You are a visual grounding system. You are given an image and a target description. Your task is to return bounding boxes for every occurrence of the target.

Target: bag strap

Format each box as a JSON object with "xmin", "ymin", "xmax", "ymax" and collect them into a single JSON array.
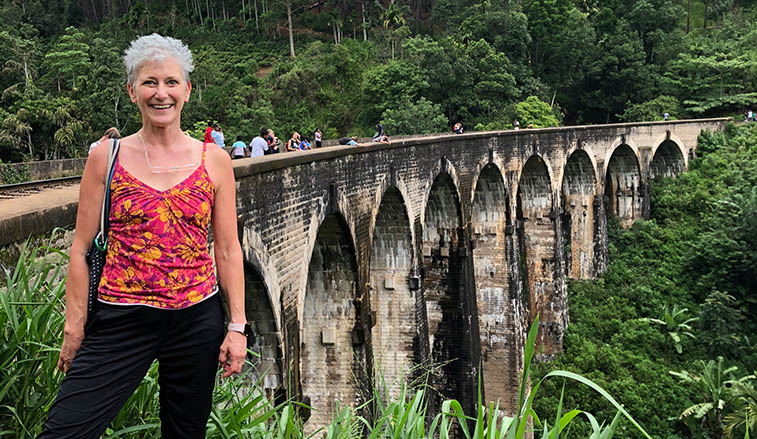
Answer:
[{"xmin": 93, "ymin": 139, "xmax": 120, "ymax": 251}]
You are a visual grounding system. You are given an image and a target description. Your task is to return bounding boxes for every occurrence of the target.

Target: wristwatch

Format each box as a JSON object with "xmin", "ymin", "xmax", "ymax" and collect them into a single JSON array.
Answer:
[{"xmin": 227, "ymin": 322, "xmax": 252, "ymax": 336}]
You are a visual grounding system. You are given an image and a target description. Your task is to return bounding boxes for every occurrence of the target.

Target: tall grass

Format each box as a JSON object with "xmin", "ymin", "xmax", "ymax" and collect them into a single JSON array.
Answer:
[
  {"xmin": 1, "ymin": 234, "xmax": 653, "ymax": 438},
  {"xmin": 0, "ymin": 233, "xmax": 67, "ymax": 437}
]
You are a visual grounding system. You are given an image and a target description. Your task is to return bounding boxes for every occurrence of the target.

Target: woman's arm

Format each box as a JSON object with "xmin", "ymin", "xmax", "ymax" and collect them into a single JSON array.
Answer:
[
  {"xmin": 207, "ymin": 146, "xmax": 247, "ymax": 378},
  {"xmin": 58, "ymin": 144, "xmax": 109, "ymax": 373}
]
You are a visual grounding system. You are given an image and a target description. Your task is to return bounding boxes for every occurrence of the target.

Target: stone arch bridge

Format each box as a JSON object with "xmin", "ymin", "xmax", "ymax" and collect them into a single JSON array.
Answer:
[
  {"xmin": 0, "ymin": 118, "xmax": 729, "ymax": 431},
  {"xmin": 231, "ymin": 118, "xmax": 725, "ymax": 429}
]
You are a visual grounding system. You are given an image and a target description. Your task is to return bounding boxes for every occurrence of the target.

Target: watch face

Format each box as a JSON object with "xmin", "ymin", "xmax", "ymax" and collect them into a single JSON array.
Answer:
[{"xmin": 244, "ymin": 323, "xmax": 253, "ymax": 337}]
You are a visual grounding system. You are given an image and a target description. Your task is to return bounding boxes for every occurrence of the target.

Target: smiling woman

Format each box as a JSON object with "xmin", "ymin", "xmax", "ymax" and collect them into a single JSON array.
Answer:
[{"xmin": 39, "ymin": 34, "xmax": 248, "ymax": 439}]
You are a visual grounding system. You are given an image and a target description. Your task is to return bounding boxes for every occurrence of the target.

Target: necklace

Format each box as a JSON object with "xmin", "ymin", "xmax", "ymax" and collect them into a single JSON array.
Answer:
[{"xmin": 138, "ymin": 131, "xmax": 200, "ymax": 174}]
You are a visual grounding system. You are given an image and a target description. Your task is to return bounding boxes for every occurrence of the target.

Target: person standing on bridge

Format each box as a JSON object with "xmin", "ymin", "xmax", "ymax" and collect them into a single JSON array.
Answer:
[
  {"xmin": 41, "ymin": 33, "xmax": 247, "ymax": 439},
  {"xmin": 250, "ymin": 128, "xmax": 269, "ymax": 158},
  {"xmin": 211, "ymin": 123, "xmax": 225, "ymax": 148},
  {"xmin": 314, "ymin": 128, "xmax": 322, "ymax": 148}
]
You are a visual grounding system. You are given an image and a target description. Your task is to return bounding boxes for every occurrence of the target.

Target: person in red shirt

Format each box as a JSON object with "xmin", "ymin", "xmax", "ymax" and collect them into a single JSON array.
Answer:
[{"xmin": 204, "ymin": 121, "xmax": 213, "ymax": 144}]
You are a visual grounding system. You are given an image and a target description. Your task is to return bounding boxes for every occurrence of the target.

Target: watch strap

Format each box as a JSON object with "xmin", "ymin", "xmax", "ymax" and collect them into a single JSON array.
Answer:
[{"xmin": 228, "ymin": 322, "xmax": 248, "ymax": 335}]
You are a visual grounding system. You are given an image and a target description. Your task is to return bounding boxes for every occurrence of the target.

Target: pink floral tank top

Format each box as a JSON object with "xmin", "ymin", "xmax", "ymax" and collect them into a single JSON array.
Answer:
[{"xmin": 98, "ymin": 143, "xmax": 217, "ymax": 309}]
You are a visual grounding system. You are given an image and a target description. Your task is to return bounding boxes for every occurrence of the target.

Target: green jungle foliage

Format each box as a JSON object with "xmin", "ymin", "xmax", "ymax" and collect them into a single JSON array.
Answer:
[
  {"xmin": 0, "ymin": 0, "xmax": 756, "ymax": 162},
  {"xmin": 533, "ymin": 123, "xmax": 757, "ymax": 439}
]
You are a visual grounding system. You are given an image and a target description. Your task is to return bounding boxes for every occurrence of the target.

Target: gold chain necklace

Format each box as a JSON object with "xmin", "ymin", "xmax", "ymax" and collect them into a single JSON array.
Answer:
[{"xmin": 138, "ymin": 131, "xmax": 200, "ymax": 174}]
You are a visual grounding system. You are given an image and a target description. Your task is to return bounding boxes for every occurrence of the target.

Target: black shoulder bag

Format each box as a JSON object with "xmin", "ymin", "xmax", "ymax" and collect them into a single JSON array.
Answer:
[{"xmin": 84, "ymin": 138, "xmax": 120, "ymax": 332}]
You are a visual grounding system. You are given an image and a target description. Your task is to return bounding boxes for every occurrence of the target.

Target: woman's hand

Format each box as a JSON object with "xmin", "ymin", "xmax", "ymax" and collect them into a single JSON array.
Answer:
[
  {"xmin": 58, "ymin": 327, "xmax": 84, "ymax": 373},
  {"xmin": 218, "ymin": 331, "xmax": 247, "ymax": 378}
]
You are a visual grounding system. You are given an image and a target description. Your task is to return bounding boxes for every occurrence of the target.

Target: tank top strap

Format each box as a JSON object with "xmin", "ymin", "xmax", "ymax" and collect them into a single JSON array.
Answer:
[{"xmin": 201, "ymin": 141, "xmax": 208, "ymax": 165}]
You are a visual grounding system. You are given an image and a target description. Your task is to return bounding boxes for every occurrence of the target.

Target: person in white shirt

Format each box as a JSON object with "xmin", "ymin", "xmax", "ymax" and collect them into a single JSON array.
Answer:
[
  {"xmin": 249, "ymin": 128, "xmax": 269, "ymax": 158},
  {"xmin": 314, "ymin": 128, "xmax": 322, "ymax": 148}
]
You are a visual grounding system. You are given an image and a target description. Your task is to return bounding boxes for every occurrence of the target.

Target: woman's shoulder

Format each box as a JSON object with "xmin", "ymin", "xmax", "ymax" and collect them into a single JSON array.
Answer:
[
  {"xmin": 85, "ymin": 138, "xmax": 118, "ymax": 169},
  {"xmin": 203, "ymin": 138, "xmax": 232, "ymax": 166}
]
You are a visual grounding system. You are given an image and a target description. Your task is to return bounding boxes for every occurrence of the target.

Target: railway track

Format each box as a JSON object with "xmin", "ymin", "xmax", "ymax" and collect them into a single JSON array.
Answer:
[{"xmin": 0, "ymin": 175, "xmax": 81, "ymax": 200}]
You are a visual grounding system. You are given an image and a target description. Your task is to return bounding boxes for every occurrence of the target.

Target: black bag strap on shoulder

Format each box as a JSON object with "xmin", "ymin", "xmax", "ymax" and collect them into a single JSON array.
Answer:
[{"xmin": 93, "ymin": 139, "xmax": 120, "ymax": 251}]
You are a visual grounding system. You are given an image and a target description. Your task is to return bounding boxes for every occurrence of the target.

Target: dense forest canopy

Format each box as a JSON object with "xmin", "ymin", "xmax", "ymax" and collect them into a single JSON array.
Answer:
[{"xmin": 0, "ymin": 0, "xmax": 755, "ymax": 162}]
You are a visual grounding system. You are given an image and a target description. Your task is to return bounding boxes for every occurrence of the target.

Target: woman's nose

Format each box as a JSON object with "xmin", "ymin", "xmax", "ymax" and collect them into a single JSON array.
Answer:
[{"xmin": 155, "ymin": 83, "xmax": 169, "ymax": 99}]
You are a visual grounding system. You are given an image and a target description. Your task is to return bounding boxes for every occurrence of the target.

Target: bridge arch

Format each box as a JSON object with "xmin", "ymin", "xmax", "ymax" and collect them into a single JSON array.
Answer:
[
  {"xmin": 422, "ymin": 170, "xmax": 472, "ymax": 410},
  {"xmin": 603, "ymin": 137, "xmax": 643, "ymax": 179},
  {"xmin": 603, "ymin": 140, "xmax": 643, "ymax": 227},
  {"xmin": 242, "ymin": 261, "xmax": 284, "ymax": 399},
  {"xmin": 511, "ymin": 153, "xmax": 557, "ymax": 209},
  {"xmin": 469, "ymin": 153, "xmax": 508, "ymax": 207},
  {"xmin": 368, "ymin": 184, "xmax": 416, "ymax": 398},
  {"xmin": 367, "ymin": 173, "xmax": 417, "ymax": 268},
  {"xmin": 420, "ymin": 158, "xmax": 464, "ymax": 230},
  {"xmin": 650, "ymin": 131, "xmax": 688, "ymax": 175},
  {"xmin": 560, "ymin": 149, "xmax": 598, "ymax": 279},
  {"xmin": 296, "ymin": 190, "xmax": 359, "ymax": 325},
  {"xmin": 301, "ymin": 211, "xmax": 359, "ymax": 433},
  {"xmin": 650, "ymin": 133, "xmax": 686, "ymax": 180},
  {"xmin": 471, "ymin": 162, "xmax": 521, "ymax": 411},
  {"xmin": 516, "ymin": 154, "xmax": 565, "ymax": 354},
  {"xmin": 241, "ymin": 226, "xmax": 283, "ymax": 337}
]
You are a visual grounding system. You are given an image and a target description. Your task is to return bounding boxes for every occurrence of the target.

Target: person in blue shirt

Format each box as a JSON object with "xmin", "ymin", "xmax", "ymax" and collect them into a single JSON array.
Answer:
[
  {"xmin": 211, "ymin": 124, "xmax": 225, "ymax": 148},
  {"xmin": 231, "ymin": 135, "xmax": 247, "ymax": 159}
]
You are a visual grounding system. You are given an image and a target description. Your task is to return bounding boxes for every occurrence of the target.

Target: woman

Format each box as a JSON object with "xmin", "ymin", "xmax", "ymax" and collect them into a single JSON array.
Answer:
[
  {"xmin": 266, "ymin": 128, "xmax": 281, "ymax": 154},
  {"xmin": 41, "ymin": 34, "xmax": 247, "ymax": 438},
  {"xmin": 285, "ymin": 131, "xmax": 301, "ymax": 152}
]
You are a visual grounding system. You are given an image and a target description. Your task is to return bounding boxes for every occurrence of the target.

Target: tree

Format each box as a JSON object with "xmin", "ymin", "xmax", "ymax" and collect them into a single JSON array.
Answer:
[
  {"xmin": 579, "ymin": 19, "xmax": 654, "ymax": 122},
  {"xmin": 515, "ymin": 96, "xmax": 561, "ymax": 128},
  {"xmin": 698, "ymin": 291, "xmax": 744, "ymax": 359},
  {"xmin": 665, "ymin": 50, "xmax": 757, "ymax": 116},
  {"xmin": 0, "ymin": 108, "xmax": 33, "ymax": 161},
  {"xmin": 381, "ymin": 96, "xmax": 448, "ymax": 135},
  {"xmin": 619, "ymin": 95, "xmax": 681, "ymax": 122},
  {"xmin": 724, "ymin": 375, "xmax": 757, "ymax": 439},
  {"xmin": 0, "ymin": 30, "xmax": 39, "ymax": 93},
  {"xmin": 360, "ymin": 59, "xmax": 428, "ymax": 129},
  {"xmin": 42, "ymin": 26, "xmax": 91, "ymax": 93},
  {"xmin": 449, "ymin": 39, "xmax": 518, "ymax": 126},
  {"xmin": 670, "ymin": 357, "xmax": 739, "ymax": 439},
  {"xmin": 380, "ymin": 0, "xmax": 409, "ymax": 59},
  {"xmin": 640, "ymin": 304, "xmax": 698, "ymax": 354},
  {"xmin": 42, "ymin": 100, "xmax": 85, "ymax": 159}
]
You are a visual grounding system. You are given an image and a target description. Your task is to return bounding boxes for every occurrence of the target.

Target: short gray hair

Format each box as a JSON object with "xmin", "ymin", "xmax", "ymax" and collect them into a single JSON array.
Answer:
[{"xmin": 123, "ymin": 34, "xmax": 194, "ymax": 87}]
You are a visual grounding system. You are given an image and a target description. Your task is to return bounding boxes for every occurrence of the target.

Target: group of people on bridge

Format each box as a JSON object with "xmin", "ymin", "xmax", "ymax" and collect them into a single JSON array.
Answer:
[{"xmin": 199, "ymin": 122, "xmax": 393, "ymax": 160}]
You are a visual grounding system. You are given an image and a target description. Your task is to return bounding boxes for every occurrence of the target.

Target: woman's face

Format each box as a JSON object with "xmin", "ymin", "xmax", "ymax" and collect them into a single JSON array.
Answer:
[{"xmin": 127, "ymin": 57, "xmax": 191, "ymax": 128}]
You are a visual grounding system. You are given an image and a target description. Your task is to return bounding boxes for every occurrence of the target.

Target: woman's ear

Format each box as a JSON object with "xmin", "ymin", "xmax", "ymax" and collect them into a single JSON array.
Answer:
[
  {"xmin": 185, "ymin": 81, "xmax": 192, "ymax": 102},
  {"xmin": 126, "ymin": 83, "xmax": 137, "ymax": 103}
]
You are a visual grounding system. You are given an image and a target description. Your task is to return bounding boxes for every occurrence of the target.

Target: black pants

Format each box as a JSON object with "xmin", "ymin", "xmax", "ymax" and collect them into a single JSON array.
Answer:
[{"xmin": 40, "ymin": 294, "xmax": 225, "ymax": 439}]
